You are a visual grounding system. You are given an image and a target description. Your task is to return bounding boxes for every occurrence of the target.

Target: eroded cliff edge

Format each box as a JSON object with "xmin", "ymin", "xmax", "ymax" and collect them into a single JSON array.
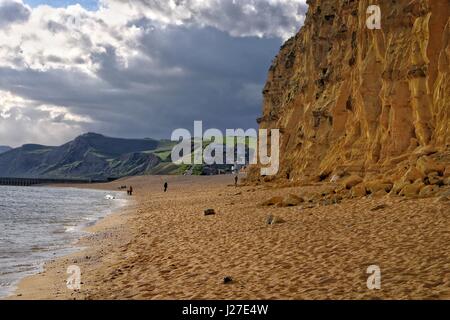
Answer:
[{"xmin": 249, "ymin": 0, "xmax": 450, "ymax": 198}]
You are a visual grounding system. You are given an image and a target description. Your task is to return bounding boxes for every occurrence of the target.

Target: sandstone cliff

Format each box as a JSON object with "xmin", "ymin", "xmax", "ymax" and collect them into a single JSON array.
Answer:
[{"xmin": 251, "ymin": 0, "xmax": 450, "ymax": 197}]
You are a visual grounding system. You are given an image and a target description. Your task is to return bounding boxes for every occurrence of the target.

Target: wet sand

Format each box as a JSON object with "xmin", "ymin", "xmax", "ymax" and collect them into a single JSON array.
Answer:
[{"xmin": 7, "ymin": 175, "xmax": 450, "ymax": 300}]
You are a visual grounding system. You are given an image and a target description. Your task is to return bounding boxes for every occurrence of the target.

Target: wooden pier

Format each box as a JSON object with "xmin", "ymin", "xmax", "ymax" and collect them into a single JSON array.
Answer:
[{"xmin": 0, "ymin": 177, "xmax": 115, "ymax": 187}]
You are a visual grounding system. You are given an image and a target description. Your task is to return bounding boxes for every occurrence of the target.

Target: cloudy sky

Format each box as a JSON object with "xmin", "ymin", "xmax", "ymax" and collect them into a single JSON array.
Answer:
[{"xmin": 0, "ymin": 0, "xmax": 307, "ymax": 147}]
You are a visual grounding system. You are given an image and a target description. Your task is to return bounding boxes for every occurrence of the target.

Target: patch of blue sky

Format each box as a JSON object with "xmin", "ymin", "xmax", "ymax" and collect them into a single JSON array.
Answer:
[{"xmin": 24, "ymin": 0, "xmax": 99, "ymax": 11}]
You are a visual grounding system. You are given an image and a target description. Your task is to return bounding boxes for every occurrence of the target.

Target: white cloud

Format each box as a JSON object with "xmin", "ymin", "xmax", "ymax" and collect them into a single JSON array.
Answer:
[
  {"xmin": 0, "ymin": 90, "xmax": 93, "ymax": 146},
  {"xmin": 0, "ymin": 0, "xmax": 306, "ymax": 71},
  {"xmin": 0, "ymin": 0, "xmax": 30, "ymax": 28},
  {"xmin": 102, "ymin": 0, "xmax": 307, "ymax": 39}
]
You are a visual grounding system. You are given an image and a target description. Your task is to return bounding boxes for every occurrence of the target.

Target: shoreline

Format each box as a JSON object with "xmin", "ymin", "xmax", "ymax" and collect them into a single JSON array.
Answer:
[
  {"xmin": 3, "ymin": 183, "xmax": 133, "ymax": 300},
  {"xmin": 6, "ymin": 175, "xmax": 450, "ymax": 300}
]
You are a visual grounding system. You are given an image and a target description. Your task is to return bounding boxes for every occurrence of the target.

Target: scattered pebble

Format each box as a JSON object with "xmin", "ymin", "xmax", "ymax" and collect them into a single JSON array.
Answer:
[
  {"xmin": 370, "ymin": 204, "xmax": 388, "ymax": 211},
  {"xmin": 223, "ymin": 276, "xmax": 233, "ymax": 284},
  {"xmin": 204, "ymin": 209, "xmax": 216, "ymax": 216},
  {"xmin": 266, "ymin": 214, "xmax": 285, "ymax": 225}
]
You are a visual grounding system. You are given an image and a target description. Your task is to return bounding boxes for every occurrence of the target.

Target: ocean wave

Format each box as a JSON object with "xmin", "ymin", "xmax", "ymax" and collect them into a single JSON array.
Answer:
[{"xmin": 0, "ymin": 186, "xmax": 128, "ymax": 298}]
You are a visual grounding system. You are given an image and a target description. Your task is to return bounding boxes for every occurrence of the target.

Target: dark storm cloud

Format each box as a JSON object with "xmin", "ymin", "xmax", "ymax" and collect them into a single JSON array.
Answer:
[{"xmin": 0, "ymin": 26, "xmax": 282, "ymax": 142}]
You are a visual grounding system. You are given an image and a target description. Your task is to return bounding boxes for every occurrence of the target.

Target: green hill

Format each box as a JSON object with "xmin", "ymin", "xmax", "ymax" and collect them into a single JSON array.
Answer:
[{"xmin": 0, "ymin": 133, "xmax": 175, "ymax": 179}]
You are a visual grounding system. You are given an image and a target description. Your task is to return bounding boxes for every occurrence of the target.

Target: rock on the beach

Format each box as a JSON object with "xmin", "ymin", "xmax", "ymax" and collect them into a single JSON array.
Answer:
[
  {"xmin": 370, "ymin": 190, "xmax": 389, "ymax": 198},
  {"xmin": 260, "ymin": 196, "xmax": 284, "ymax": 207},
  {"xmin": 403, "ymin": 167, "xmax": 424, "ymax": 183},
  {"xmin": 443, "ymin": 177, "xmax": 450, "ymax": 186},
  {"xmin": 419, "ymin": 185, "xmax": 440, "ymax": 198},
  {"xmin": 351, "ymin": 183, "xmax": 367, "ymax": 198},
  {"xmin": 370, "ymin": 204, "xmax": 388, "ymax": 211},
  {"xmin": 266, "ymin": 214, "xmax": 285, "ymax": 225},
  {"xmin": 417, "ymin": 156, "xmax": 445, "ymax": 176},
  {"xmin": 330, "ymin": 195, "xmax": 343, "ymax": 204},
  {"xmin": 223, "ymin": 276, "xmax": 233, "ymax": 284},
  {"xmin": 399, "ymin": 183, "xmax": 425, "ymax": 197},
  {"xmin": 365, "ymin": 180, "xmax": 393, "ymax": 194},
  {"xmin": 342, "ymin": 175, "xmax": 363, "ymax": 189},
  {"xmin": 443, "ymin": 166, "xmax": 450, "ymax": 178},
  {"xmin": 425, "ymin": 172, "xmax": 444, "ymax": 186},
  {"xmin": 204, "ymin": 209, "xmax": 216, "ymax": 216},
  {"xmin": 281, "ymin": 194, "xmax": 304, "ymax": 207}
]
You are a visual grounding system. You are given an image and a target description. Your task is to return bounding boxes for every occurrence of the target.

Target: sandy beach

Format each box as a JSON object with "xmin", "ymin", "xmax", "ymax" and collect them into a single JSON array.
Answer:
[{"xmin": 6, "ymin": 175, "xmax": 450, "ymax": 300}]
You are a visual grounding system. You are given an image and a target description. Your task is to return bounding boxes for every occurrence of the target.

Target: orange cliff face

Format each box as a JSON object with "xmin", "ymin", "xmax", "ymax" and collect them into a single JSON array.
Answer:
[{"xmin": 250, "ymin": 0, "xmax": 450, "ymax": 187}]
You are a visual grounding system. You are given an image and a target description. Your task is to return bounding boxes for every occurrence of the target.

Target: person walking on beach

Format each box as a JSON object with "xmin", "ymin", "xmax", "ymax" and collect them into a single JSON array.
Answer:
[
  {"xmin": 164, "ymin": 182, "xmax": 168, "ymax": 192},
  {"xmin": 234, "ymin": 175, "xmax": 238, "ymax": 187},
  {"xmin": 128, "ymin": 186, "xmax": 133, "ymax": 196}
]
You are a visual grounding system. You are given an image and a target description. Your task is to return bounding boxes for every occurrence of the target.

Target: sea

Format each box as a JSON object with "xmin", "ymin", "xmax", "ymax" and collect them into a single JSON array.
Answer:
[{"xmin": 0, "ymin": 185, "xmax": 127, "ymax": 298}]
